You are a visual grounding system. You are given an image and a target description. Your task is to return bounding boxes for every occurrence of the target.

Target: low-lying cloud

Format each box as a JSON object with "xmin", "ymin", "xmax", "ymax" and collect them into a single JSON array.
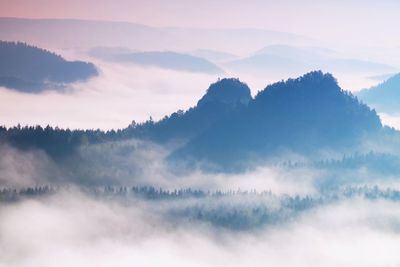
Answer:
[
  {"xmin": 1, "ymin": 133, "xmax": 400, "ymax": 266},
  {"xmin": 0, "ymin": 138, "xmax": 323, "ymax": 196},
  {"xmin": 1, "ymin": 189, "xmax": 400, "ymax": 267},
  {"xmin": 380, "ymin": 112, "xmax": 400, "ymax": 130},
  {"xmin": 0, "ymin": 58, "xmax": 222, "ymax": 130}
]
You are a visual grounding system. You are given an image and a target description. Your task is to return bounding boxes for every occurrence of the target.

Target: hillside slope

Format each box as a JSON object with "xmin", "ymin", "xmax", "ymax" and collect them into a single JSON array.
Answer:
[{"xmin": 0, "ymin": 41, "xmax": 97, "ymax": 92}]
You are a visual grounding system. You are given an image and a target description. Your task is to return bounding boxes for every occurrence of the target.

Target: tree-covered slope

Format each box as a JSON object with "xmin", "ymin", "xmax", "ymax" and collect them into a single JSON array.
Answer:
[
  {"xmin": 0, "ymin": 41, "xmax": 98, "ymax": 92},
  {"xmin": 172, "ymin": 71, "xmax": 382, "ymax": 168},
  {"xmin": 126, "ymin": 78, "xmax": 252, "ymax": 143},
  {"xmin": 89, "ymin": 48, "xmax": 223, "ymax": 74},
  {"xmin": 0, "ymin": 72, "xmax": 395, "ymax": 172},
  {"xmin": 357, "ymin": 73, "xmax": 400, "ymax": 113}
]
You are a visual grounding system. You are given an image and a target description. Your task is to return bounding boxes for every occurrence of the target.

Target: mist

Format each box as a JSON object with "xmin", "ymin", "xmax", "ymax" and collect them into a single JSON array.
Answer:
[
  {"xmin": 0, "ymin": 61, "xmax": 220, "ymax": 130},
  {"xmin": 1, "ymin": 130, "xmax": 399, "ymax": 266},
  {"xmin": 0, "ymin": 48, "xmax": 390, "ymax": 130},
  {"xmin": 380, "ymin": 113, "xmax": 400, "ymax": 130},
  {"xmin": 2, "ymin": 187, "xmax": 400, "ymax": 267}
]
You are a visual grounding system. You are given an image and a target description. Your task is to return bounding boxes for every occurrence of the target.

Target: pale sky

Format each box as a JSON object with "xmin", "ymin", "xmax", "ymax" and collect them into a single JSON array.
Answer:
[{"xmin": 1, "ymin": 0, "xmax": 400, "ymax": 48}]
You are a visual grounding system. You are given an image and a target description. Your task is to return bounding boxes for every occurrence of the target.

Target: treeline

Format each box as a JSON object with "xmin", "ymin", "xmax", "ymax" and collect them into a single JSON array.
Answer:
[
  {"xmin": 3, "ymin": 185, "xmax": 400, "ymax": 203},
  {"xmin": 0, "ymin": 125, "xmax": 110, "ymax": 158},
  {"xmin": 2, "ymin": 185, "xmax": 400, "ymax": 230},
  {"xmin": 0, "ymin": 186, "xmax": 56, "ymax": 202},
  {"xmin": 0, "ymin": 40, "xmax": 98, "ymax": 92},
  {"xmin": 283, "ymin": 152, "xmax": 400, "ymax": 173},
  {"xmin": 0, "ymin": 123, "xmax": 149, "ymax": 158}
]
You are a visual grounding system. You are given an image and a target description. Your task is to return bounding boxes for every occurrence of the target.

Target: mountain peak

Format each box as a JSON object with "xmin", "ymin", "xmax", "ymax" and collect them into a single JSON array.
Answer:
[
  {"xmin": 197, "ymin": 78, "xmax": 252, "ymax": 107},
  {"xmin": 256, "ymin": 71, "xmax": 338, "ymax": 100},
  {"xmin": 171, "ymin": 71, "xmax": 382, "ymax": 169}
]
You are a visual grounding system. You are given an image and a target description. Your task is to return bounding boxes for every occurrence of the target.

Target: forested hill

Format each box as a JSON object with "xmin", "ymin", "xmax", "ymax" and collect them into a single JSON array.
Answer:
[
  {"xmin": 0, "ymin": 41, "xmax": 98, "ymax": 92},
  {"xmin": 357, "ymin": 73, "xmax": 400, "ymax": 113},
  {"xmin": 172, "ymin": 71, "xmax": 383, "ymax": 167},
  {"xmin": 127, "ymin": 78, "xmax": 252, "ymax": 143},
  {"xmin": 0, "ymin": 71, "xmax": 396, "ymax": 170}
]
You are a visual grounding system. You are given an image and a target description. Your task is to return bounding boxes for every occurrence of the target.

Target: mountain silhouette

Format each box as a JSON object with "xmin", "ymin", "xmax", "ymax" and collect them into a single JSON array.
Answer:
[
  {"xmin": 0, "ymin": 18, "xmax": 312, "ymax": 54},
  {"xmin": 0, "ymin": 41, "xmax": 98, "ymax": 92},
  {"xmin": 0, "ymin": 71, "xmax": 392, "ymax": 172},
  {"xmin": 89, "ymin": 48, "xmax": 223, "ymax": 74},
  {"xmin": 167, "ymin": 71, "xmax": 382, "ymax": 169},
  {"xmin": 128, "ymin": 78, "xmax": 251, "ymax": 143},
  {"xmin": 357, "ymin": 73, "xmax": 400, "ymax": 113},
  {"xmin": 225, "ymin": 45, "xmax": 395, "ymax": 76}
]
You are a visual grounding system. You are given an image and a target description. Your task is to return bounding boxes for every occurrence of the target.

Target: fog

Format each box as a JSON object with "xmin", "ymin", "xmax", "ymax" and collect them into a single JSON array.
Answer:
[
  {"xmin": 0, "ymin": 61, "xmax": 220, "ymax": 130},
  {"xmin": 1, "ymin": 188, "xmax": 400, "ymax": 267},
  {"xmin": 0, "ymin": 50, "xmax": 389, "ymax": 130},
  {"xmin": 0, "ymin": 144, "xmax": 58, "ymax": 188},
  {"xmin": 1, "ymin": 117, "xmax": 400, "ymax": 267},
  {"xmin": 380, "ymin": 113, "xmax": 400, "ymax": 130},
  {"xmin": 0, "ymin": 139, "xmax": 320, "ymax": 196},
  {"xmin": 0, "ymin": 51, "xmax": 277, "ymax": 130}
]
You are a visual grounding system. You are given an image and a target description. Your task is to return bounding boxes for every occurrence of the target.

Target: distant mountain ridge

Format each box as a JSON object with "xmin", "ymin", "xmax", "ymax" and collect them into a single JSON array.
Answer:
[
  {"xmin": 357, "ymin": 73, "xmax": 400, "ymax": 113},
  {"xmin": 89, "ymin": 48, "xmax": 223, "ymax": 74},
  {"xmin": 225, "ymin": 45, "xmax": 395, "ymax": 76},
  {"xmin": 0, "ymin": 41, "xmax": 98, "ymax": 92},
  {"xmin": 0, "ymin": 17, "xmax": 313, "ymax": 53}
]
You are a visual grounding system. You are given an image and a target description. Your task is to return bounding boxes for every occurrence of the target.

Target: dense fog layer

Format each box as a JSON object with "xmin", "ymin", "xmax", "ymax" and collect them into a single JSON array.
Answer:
[
  {"xmin": 1, "ymin": 133, "xmax": 400, "ymax": 266},
  {"xmin": 1, "ymin": 187, "xmax": 400, "ymax": 267}
]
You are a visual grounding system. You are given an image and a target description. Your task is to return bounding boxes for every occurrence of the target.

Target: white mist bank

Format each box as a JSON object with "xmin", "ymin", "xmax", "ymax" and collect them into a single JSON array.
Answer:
[
  {"xmin": 1, "ymin": 138, "xmax": 399, "ymax": 194},
  {"xmin": 380, "ymin": 113, "xmax": 400, "ymax": 130},
  {"xmin": 0, "ymin": 139, "xmax": 323, "ymax": 195},
  {"xmin": 1, "ymin": 191, "xmax": 400, "ymax": 267},
  {"xmin": 0, "ymin": 60, "xmax": 220, "ymax": 130}
]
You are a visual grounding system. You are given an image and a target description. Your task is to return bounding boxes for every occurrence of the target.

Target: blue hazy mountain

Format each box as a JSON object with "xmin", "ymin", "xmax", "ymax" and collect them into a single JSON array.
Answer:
[
  {"xmin": 0, "ymin": 41, "xmax": 98, "ymax": 92},
  {"xmin": 0, "ymin": 18, "xmax": 313, "ymax": 54},
  {"xmin": 0, "ymin": 78, "xmax": 251, "ymax": 161},
  {"xmin": 169, "ymin": 71, "xmax": 382, "ymax": 168},
  {"xmin": 190, "ymin": 49, "xmax": 238, "ymax": 62},
  {"xmin": 89, "ymin": 47, "xmax": 223, "ymax": 74},
  {"xmin": 357, "ymin": 73, "xmax": 400, "ymax": 113},
  {"xmin": 0, "ymin": 71, "xmax": 395, "ymax": 172},
  {"xmin": 226, "ymin": 45, "xmax": 395, "ymax": 75},
  {"xmin": 128, "ymin": 78, "xmax": 252, "ymax": 143}
]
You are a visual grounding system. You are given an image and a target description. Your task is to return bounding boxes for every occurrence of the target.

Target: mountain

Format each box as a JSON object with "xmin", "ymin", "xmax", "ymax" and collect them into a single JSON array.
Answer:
[
  {"xmin": 127, "ymin": 78, "xmax": 252, "ymax": 143},
  {"xmin": 357, "ymin": 73, "xmax": 400, "ymax": 113},
  {"xmin": 0, "ymin": 78, "xmax": 252, "ymax": 159},
  {"xmin": 0, "ymin": 18, "xmax": 313, "ymax": 53},
  {"xmin": 225, "ymin": 45, "xmax": 395, "ymax": 75},
  {"xmin": 89, "ymin": 48, "xmax": 223, "ymax": 74},
  {"xmin": 0, "ymin": 71, "xmax": 395, "ymax": 172},
  {"xmin": 170, "ymin": 71, "xmax": 383, "ymax": 169},
  {"xmin": 190, "ymin": 49, "xmax": 237, "ymax": 62},
  {"xmin": 0, "ymin": 41, "xmax": 98, "ymax": 92}
]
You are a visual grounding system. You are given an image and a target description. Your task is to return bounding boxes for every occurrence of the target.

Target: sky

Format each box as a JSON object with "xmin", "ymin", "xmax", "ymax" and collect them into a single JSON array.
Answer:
[{"xmin": 0, "ymin": 0, "xmax": 399, "ymax": 44}]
